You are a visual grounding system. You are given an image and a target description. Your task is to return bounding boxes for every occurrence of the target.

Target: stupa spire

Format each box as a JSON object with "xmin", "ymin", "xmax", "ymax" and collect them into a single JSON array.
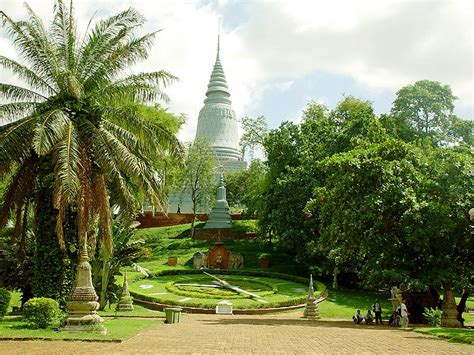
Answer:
[{"xmin": 194, "ymin": 22, "xmax": 246, "ymax": 168}]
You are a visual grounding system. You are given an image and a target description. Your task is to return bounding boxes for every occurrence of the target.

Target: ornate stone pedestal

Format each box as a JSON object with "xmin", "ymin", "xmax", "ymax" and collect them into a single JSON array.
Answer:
[
  {"xmin": 303, "ymin": 274, "xmax": 320, "ymax": 319},
  {"xmin": 64, "ymin": 244, "xmax": 105, "ymax": 334},
  {"xmin": 204, "ymin": 174, "xmax": 232, "ymax": 229},
  {"xmin": 441, "ymin": 286, "xmax": 461, "ymax": 328},
  {"xmin": 117, "ymin": 271, "xmax": 134, "ymax": 311}
]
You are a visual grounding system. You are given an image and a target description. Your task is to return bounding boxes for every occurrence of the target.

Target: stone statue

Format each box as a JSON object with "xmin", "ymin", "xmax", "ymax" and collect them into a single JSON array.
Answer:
[
  {"xmin": 389, "ymin": 286, "xmax": 403, "ymax": 311},
  {"xmin": 193, "ymin": 251, "xmax": 206, "ymax": 269},
  {"xmin": 229, "ymin": 253, "xmax": 244, "ymax": 269}
]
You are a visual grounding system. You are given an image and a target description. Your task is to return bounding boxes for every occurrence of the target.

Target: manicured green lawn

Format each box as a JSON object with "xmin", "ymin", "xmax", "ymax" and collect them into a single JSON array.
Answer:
[
  {"xmin": 318, "ymin": 287, "xmax": 392, "ymax": 320},
  {"xmin": 129, "ymin": 273, "xmax": 322, "ymax": 309},
  {"xmin": 0, "ymin": 316, "xmax": 161, "ymax": 340},
  {"xmin": 413, "ymin": 327, "xmax": 474, "ymax": 345},
  {"xmin": 98, "ymin": 303, "xmax": 164, "ymax": 317},
  {"xmin": 132, "ymin": 222, "xmax": 302, "ymax": 277}
]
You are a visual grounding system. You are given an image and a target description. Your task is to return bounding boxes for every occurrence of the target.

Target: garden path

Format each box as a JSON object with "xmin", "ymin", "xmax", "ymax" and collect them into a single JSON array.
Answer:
[{"xmin": 0, "ymin": 312, "xmax": 471, "ymax": 354}]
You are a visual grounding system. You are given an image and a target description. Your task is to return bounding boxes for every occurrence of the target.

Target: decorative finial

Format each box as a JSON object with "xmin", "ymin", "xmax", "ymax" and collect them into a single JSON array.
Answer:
[
  {"xmin": 217, "ymin": 17, "xmax": 221, "ymax": 59},
  {"xmin": 80, "ymin": 239, "xmax": 89, "ymax": 262}
]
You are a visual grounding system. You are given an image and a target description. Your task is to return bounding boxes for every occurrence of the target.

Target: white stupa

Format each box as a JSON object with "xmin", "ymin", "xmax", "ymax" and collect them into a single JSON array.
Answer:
[{"xmin": 194, "ymin": 31, "xmax": 246, "ymax": 172}]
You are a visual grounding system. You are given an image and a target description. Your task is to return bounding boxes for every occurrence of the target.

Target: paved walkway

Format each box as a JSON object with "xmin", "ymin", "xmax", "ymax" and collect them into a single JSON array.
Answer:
[{"xmin": 0, "ymin": 313, "xmax": 472, "ymax": 354}]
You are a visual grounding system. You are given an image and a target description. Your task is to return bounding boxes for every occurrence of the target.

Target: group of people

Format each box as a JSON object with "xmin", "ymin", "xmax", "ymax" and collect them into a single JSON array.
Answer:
[{"xmin": 352, "ymin": 299, "xmax": 409, "ymax": 328}]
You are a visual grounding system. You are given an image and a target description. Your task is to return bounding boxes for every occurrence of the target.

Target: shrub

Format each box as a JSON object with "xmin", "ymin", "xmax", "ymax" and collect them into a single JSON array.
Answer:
[
  {"xmin": 23, "ymin": 297, "xmax": 60, "ymax": 328},
  {"xmin": 423, "ymin": 307, "xmax": 442, "ymax": 327},
  {"xmin": 258, "ymin": 253, "xmax": 271, "ymax": 260},
  {"xmin": 0, "ymin": 288, "xmax": 11, "ymax": 318}
]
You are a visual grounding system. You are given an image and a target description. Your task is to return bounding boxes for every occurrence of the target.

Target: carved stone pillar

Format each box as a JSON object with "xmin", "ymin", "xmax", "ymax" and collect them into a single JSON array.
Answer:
[
  {"xmin": 117, "ymin": 271, "xmax": 134, "ymax": 311},
  {"xmin": 303, "ymin": 274, "xmax": 320, "ymax": 319},
  {"xmin": 441, "ymin": 285, "xmax": 461, "ymax": 328},
  {"xmin": 64, "ymin": 244, "xmax": 105, "ymax": 333}
]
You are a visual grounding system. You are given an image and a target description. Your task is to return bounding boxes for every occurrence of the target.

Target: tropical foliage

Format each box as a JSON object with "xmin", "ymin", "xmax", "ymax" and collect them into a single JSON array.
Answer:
[{"xmin": 0, "ymin": 1, "xmax": 182, "ymax": 300}]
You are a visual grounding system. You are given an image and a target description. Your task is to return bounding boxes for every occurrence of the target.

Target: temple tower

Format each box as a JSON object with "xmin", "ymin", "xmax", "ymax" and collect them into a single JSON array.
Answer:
[{"xmin": 195, "ymin": 31, "xmax": 246, "ymax": 172}]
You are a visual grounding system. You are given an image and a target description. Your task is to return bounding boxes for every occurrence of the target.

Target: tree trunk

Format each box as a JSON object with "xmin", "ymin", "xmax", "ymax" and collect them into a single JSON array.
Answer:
[
  {"xmin": 456, "ymin": 289, "xmax": 469, "ymax": 327},
  {"xmin": 33, "ymin": 161, "xmax": 77, "ymax": 305},
  {"xmin": 441, "ymin": 284, "xmax": 462, "ymax": 328},
  {"xmin": 99, "ymin": 259, "xmax": 110, "ymax": 310}
]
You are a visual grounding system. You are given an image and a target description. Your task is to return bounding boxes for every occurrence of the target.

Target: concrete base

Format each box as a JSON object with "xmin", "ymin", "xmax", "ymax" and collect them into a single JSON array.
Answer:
[
  {"xmin": 117, "ymin": 303, "xmax": 134, "ymax": 311},
  {"xmin": 64, "ymin": 314, "xmax": 106, "ymax": 335}
]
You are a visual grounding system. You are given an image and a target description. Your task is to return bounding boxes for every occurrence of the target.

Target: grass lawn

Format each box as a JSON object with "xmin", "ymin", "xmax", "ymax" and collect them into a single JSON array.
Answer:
[
  {"xmin": 413, "ymin": 327, "xmax": 474, "ymax": 345},
  {"xmin": 98, "ymin": 303, "xmax": 164, "ymax": 317},
  {"xmin": 132, "ymin": 222, "xmax": 303, "ymax": 278},
  {"xmin": 129, "ymin": 273, "xmax": 322, "ymax": 309},
  {"xmin": 318, "ymin": 287, "xmax": 393, "ymax": 320},
  {"xmin": 0, "ymin": 316, "xmax": 161, "ymax": 341}
]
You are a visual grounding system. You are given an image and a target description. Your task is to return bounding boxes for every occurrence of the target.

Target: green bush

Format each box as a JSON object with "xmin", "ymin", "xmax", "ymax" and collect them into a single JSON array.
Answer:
[
  {"xmin": 0, "ymin": 288, "xmax": 11, "ymax": 318},
  {"xmin": 23, "ymin": 297, "xmax": 60, "ymax": 329},
  {"xmin": 423, "ymin": 307, "xmax": 442, "ymax": 327}
]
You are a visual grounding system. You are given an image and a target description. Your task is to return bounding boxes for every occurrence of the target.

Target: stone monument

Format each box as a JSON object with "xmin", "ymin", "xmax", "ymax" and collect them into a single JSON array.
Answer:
[
  {"xmin": 193, "ymin": 251, "xmax": 206, "ymax": 269},
  {"xmin": 441, "ymin": 285, "xmax": 462, "ymax": 327},
  {"xmin": 204, "ymin": 174, "xmax": 232, "ymax": 229},
  {"xmin": 64, "ymin": 243, "xmax": 105, "ymax": 333},
  {"xmin": 303, "ymin": 274, "xmax": 320, "ymax": 319},
  {"xmin": 195, "ymin": 29, "xmax": 246, "ymax": 173},
  {"xmin": 389, "ymin": 286, "xmax": 403, "ymax": 311},
  {"xmin": 116, "ymin": 271, "xmax": 134, "ymax": 311}
]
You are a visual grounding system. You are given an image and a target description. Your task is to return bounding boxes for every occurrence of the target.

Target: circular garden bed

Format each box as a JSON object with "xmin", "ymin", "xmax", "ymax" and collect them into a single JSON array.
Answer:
[{"xmin": 129, "ymin": 270, "xmax": 326, "ymax": 313}]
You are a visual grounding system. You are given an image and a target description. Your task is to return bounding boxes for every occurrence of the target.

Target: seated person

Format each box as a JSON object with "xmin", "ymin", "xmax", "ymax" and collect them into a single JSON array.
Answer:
[
  {"xmin": 388, "ymin": 311, "xmax": 400, "ymax": 326},
  {"xmin": 364, "ymin": 309, "xmax": 374, "ymax": 324},
  {"xmin": 352, "ymin": 309, "xmax": 363, "ymax": 324}
]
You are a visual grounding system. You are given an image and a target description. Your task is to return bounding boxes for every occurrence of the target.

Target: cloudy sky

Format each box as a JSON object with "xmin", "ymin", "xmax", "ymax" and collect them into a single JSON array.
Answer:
[{"xmin": 1, "ymin": 0, "xmax": 472, "ymax": 142}]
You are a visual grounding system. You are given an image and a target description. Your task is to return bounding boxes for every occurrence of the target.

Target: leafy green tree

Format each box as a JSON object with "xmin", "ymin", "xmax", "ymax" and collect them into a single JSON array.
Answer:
[
  {"xmin": 259, "ymin": 97, "xmax": 379, "ymax": 253},
  {"xmin": 0, "ymin": 2, "xmax": 181, "ymax": 300},
  {"xmin": 391, "ymin": 80, "xmax": 457, "ymax": 139},
  {"xmin": 240, "ymin": 115, "xmax": 269, "ymax": 159},
  {"xmin": 310, "ymin": 140, "xmax": 472, "ymax": 323},
  {"xmin": 176, "ymin": 138, "xmax": 216, "ymax": 237},
  {"xmin": 225, "ymin": 159, "xmax": 267, "ymax": 215}
]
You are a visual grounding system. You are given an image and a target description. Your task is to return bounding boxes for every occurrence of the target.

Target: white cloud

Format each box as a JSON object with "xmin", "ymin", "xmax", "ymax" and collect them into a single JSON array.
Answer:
[{"xmin": 1, "ymin": 0, "xmax": 472, "ymax": 139}]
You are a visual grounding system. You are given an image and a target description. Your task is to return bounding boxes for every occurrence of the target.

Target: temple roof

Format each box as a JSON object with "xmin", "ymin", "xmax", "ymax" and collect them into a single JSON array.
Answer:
[{"xmin": 204, "ymin": 33, "xmax": 231, "ymax": 105}]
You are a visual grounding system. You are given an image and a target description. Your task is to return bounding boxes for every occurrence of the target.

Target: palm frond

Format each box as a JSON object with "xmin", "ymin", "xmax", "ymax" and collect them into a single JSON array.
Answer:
[
  {"xmin": 0, "ymin": 83, "xmax": 46, "ymax": 102},
  {"xmin": 0, "ymin": 101, "xmax": 39, "ymax": 123},
  {"xmin": 0, "ymin": 156, "xmax": 38, "ymax": 228},
  {"xmin": 104, "ymin": 104, "xmax": 183, "ymax": 160},
  {"xmin": 83, "ymin": 32, "xmax": 161, "ymax": 89},
  {"xmin": 96, "ymin": 71, "xmax": 176, "ymax": 103},
  {"xmin": 33, "ymin": 109, "xmax": 69, "ymax": 155},
  {"xmin": 0, "ymin": 11, "xmax": 58, "ymax": 86},
  {"xmin": 0, "ymin": 55, "xmax": 55, "ymax": 95},
  {"xmin": 77, "ymin": 8, "xmax": 145, "ymax": 81},
  {"xmin": 0, "ymin": 115, "xmax": 38, "ymax": 169},
  {"xmin": 93, "ymin": 174, "xmax": 112, "ymax": 255},
  {"xmin": 51, "ymin": 0, "xmax": 77, "ymax": 72},
  {"xmin": 52, "ymin": 120, "xmax": 80, "ymax": 204},
  {"xmin": 76, "ymin": 147, "xmax": 92, "ymax": 245},
  {"xmin": 22, "ymin": 3, "xmax": 62, "ymax": 84}
]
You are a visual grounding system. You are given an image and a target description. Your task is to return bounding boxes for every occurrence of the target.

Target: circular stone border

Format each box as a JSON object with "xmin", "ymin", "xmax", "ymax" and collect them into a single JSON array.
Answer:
[{"xmin": 129, "ymin": 269, "xmax": 327, "ymax": 314}]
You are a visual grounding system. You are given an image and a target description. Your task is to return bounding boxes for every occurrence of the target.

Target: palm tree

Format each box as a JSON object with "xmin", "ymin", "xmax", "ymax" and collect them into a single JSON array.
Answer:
[{"xmin": 0, "ymin": 1, "xmax": 182, "ymax": 300}]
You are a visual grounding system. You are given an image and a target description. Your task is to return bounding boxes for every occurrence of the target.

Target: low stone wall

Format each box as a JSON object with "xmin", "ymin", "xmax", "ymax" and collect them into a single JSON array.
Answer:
[
  {"xmin": 193, "ymin": 228, "xmax": 257, "ymax": 240},
  {"xmin": 136, "ymin": 212, "xmax": 254, "ymax": 229}
]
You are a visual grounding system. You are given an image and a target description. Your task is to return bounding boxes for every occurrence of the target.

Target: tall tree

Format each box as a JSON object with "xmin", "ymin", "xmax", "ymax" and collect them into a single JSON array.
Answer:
[
  {"xmin": 240, "ymin": 115, "xmax": 269, "ymax": 159},
  {"xmin": 391, "ymin": 80, "xmax": 457, "ymax": 139},
  {"xmin": 176, "ymin": 138, "xmax": 215, "ymax": 237},
  {"xmin": 0, "ymin": 1, "xmax": 182, "ymax": 300}
]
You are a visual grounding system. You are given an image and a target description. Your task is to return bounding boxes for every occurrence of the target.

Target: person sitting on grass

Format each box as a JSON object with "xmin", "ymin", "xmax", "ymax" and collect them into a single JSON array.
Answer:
[
  {"xmin": 364, "ymin": 309, "xmax": 374, "ymax": 324},
  {"xmin": 389, "ymin": 310, "xmax": 400, "ymax": 326},
  {"xmin": 352, "ymin": 309, "xmax": 363, "ymax": 324}
]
